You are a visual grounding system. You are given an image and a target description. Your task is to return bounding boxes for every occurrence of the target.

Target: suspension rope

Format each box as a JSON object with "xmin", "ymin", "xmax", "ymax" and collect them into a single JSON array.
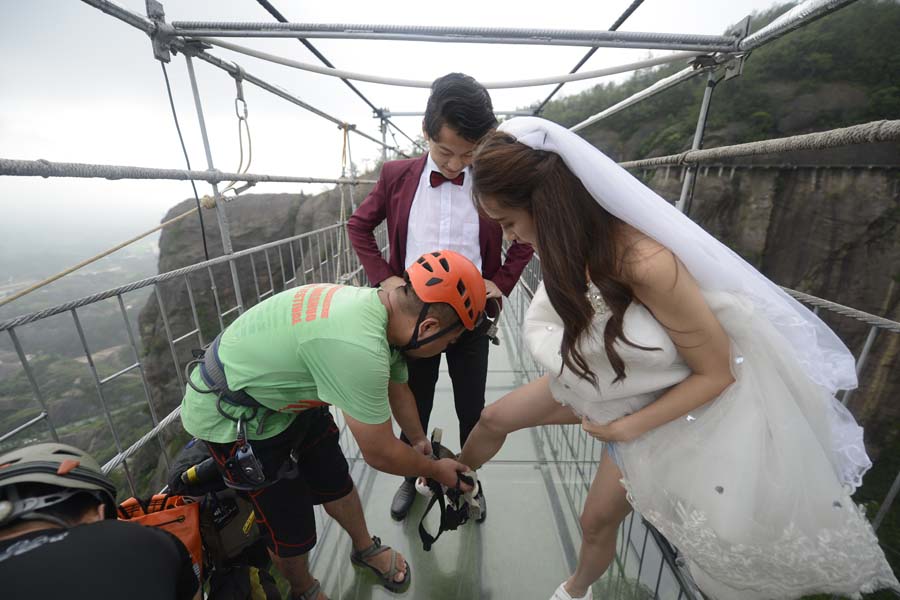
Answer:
[
  {"xmin": 386, "ymin": 124, "xmax": 404, "ymax": 161},
  {"xmin": 0, "ymin": 208, "xmax": 199, "ymax": 309},
  {"xmin": 254, "ymin": 0, "xmax": 425, "ymax": 153},
  {"xmin": 781, "ymin": 288, "xmax": 900, "ymax": 333},
  {"xmin": 197, "ymin": 37, "xmax": 703, "ymax": 89},
  {"xmin": 0, "ymin": 158, "xmax": 377, "ymax": 185},
  {"xmin": 161, "ymin": 62, "xmax": 210, "ymax": 262},
  {"xmin": 0, "ymin": 224, "xmax": 349, "ymax": 331},
  {"xmin": 102, "ymin": 406, "xmax": 182, "ymax": 475},
  {"xmin": 619, "ymin": 120, "xmax": 900, "ymax": 169},
  {"xmin": 534, "ymin": 0, "xmax": 645, "ymax": 114},
  {"xmin": 335, "ymin": 125, "xmax": 351, "ymax": 281},
  {"xmin": 218, "ymin": 66, "xmax": 254, "ymax": 198},
  {"xmin": 345, "ymin": 130, "xmax": 358, "ymax": 212}
]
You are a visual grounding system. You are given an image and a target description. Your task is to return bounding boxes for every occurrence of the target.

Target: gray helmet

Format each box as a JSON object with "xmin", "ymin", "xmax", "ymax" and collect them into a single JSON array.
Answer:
[{"xmin": 0, "ymin": 443, "xmax": 118, "ymax": 527}]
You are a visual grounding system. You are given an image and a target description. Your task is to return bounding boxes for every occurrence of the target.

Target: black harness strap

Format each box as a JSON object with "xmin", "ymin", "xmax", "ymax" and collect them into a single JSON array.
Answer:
[
  {"xmin": 416, "ymin": 436, "xmax": 474, "ymax": 551},
  {"xmin": 199, "ymin": 334, "xmax": 262, "ymax": 409}
]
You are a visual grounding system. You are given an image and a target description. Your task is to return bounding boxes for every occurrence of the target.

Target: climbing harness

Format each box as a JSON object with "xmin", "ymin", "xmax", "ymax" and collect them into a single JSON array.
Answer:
[
  {"xmin": 415, "ymin": 429, "xmax": 480, "ymax": 551},
  {"xmin": 185, "ymin": 335, "xmax": 298, "ymax": 491}
]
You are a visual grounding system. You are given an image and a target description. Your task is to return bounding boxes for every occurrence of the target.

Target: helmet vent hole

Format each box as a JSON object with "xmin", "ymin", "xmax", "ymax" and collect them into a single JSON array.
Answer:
[
  {"xmin": 425, "ymin": 277, "xmax": 443, "ymax": 287},
  {"xmin": 439, "ymin": 258, "xmax": 450, "ymax": 271},
  {"xmin": 457, "ymin": 281, "xmax": 466, "ymax": 295},
  {"xmin": 464, "ymin": 298, "xmax": 472, "ymax": 308},
  {"xmin": 52, "ymin": 449, "xmax": 80, "ymax": 456},
  {"xmin": 421, "ymin": 262, "xmax": 434, "ymax": 273}
]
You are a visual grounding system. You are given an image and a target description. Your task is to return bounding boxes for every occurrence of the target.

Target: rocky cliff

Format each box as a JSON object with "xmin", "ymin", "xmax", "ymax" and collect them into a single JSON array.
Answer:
[{"xmin": 648, "ymin": 163, "xmax": 899, "ymax": 449}]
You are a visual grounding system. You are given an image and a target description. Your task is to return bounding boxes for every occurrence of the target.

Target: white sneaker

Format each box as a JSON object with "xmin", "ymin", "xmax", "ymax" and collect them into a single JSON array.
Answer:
[{"xmin": 550, "ymin": 581, "xmax": 592, "ymax": 600}]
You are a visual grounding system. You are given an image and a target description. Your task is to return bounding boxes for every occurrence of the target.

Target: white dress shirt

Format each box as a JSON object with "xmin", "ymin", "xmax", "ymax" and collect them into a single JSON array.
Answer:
[{"xmin": 404, "ymin": 155, "xmax": 483, "ymax": 271}]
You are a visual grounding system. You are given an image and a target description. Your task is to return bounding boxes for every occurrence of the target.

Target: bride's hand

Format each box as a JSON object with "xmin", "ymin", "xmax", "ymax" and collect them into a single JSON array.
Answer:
[{"xmin": 581, "ymin": 416, "xmax": 635, "ymax": 443}]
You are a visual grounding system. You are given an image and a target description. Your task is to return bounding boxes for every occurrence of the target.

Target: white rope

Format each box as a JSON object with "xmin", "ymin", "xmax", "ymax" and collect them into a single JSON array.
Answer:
[
  {"xmin": 336, "ymin": 126, "xmax": 350, "ymax": 282},
  {"xmin": 198, "ymin": 37, "xmax": 702, "ymax": 89},
  {"xmin": 618, "ymin": 120, "xmax": 900, "ymax": 169},
  {"xmin": 102, "ymin": 406, "xmax": 182, "ymax": 475}
]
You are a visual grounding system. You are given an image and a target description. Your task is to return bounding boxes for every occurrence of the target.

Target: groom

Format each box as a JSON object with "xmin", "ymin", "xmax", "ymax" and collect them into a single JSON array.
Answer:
[{"xmin": 348, "ymin": 72, "xmax": 534, "ymax": 522}]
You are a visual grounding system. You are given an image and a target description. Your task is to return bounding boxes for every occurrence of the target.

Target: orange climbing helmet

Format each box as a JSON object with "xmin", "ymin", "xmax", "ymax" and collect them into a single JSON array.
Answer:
[{"xmin": 406, "ymin": 250, "xmax": 487, "ymax": 331}]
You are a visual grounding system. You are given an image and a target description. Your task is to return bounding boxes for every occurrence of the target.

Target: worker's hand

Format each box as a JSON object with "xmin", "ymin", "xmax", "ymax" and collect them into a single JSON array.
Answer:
[
  {"xmin": 411, "ymin": 436, "xmax": 433, "ymax": 457},
  {"xmin": 380, "ymin": 276, "xmax": 406, "ymax": 292},
  {"xmin": 432, "ymin": 458, "xmax": 474, "ymax": 492},
  {"xmin": 484, "ymin": 279, "xmax": 502, "ymax": 299}
]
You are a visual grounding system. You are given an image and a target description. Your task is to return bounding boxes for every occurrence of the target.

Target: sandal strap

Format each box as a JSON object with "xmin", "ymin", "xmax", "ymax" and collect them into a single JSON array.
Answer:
[
  {"xmin": 353, "ymin": 536, "xmax": 404, "ymax": 581},
  {"xmin": 354, "ymin": 535, "xmax": 391, "ymax": 561},
  {"xmin": 294, "ymin": 579, "xmax": 321, "ymax": 600}
]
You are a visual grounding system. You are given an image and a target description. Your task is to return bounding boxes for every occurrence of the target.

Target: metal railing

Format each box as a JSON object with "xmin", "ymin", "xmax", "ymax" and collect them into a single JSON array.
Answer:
[
  {"xmin": 3, "ymin": 224, "xmax": 897, "ymax": 595},
  {"xmin": 0, "ymin": 222, "xmax": 387, "ymax": 495}
]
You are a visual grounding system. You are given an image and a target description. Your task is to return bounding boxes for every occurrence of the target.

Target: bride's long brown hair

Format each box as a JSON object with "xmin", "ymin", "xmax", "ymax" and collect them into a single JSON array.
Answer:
[{"xmin": 472, "ymin": 131, "xmax": 653, "ymax": 384}]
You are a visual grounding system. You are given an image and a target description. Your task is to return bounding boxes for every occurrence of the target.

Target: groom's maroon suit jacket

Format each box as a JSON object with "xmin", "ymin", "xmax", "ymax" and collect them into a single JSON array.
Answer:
[{"xmin": 347, "ymin": 155, "xmax": 534, "ymax": 296}]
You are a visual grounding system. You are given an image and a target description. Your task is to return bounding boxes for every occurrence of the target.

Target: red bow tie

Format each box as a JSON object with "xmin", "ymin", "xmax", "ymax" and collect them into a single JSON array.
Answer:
[{"xmin": 430, "ymin": 170, "xmax": 465, "ymax": 188}]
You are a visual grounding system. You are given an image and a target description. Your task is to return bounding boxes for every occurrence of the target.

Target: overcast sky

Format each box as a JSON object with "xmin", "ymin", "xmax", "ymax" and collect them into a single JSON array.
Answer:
[{"xmin": 0, "ymin": 0, "xmax": 783, "ymax": 276}]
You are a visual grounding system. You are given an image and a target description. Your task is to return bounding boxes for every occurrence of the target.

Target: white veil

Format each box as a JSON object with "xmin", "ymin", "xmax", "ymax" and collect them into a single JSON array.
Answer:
[{"xmin": 498, "ymin": 117, "xmax": 857, "ymax": 395}]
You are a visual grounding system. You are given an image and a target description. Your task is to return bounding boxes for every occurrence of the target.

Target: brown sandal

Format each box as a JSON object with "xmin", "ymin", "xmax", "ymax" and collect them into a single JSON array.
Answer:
[{"xmin": 350, "ymin": 536, "xmax": 411, "ymax": 592}]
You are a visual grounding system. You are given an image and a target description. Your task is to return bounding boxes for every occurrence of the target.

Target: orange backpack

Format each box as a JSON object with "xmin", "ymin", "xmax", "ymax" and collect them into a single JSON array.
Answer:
[{"xmin": 118, "ymin": 494, "xmax": 203, "ymax": 579}]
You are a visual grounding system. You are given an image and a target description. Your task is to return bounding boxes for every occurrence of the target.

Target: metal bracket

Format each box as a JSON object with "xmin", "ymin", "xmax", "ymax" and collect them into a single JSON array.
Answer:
[
  {"xmin": 179, "ymin": 39, "xmax": 213, "ymax": 58},
  {"xmin": 727, "ymin": 15, "xmax": 752, "ymax": 48},
  {"xmin": 228, "ymin": 182, "xmax": 256, "ymax": 197},
  {"xmin": 691, "ymin": 54, "xmax": 719, "ymax": 70},
  {"xmin": 722, "ymin": 15, "xmax": 752, "ymax": 81},
  {"xmin": 145, "ymin": 0, "xmax": 174, "ymax": 63}
]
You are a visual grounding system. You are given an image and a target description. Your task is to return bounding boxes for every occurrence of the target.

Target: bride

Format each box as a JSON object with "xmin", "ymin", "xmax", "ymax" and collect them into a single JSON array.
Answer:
[{"xmin": 458, "ymin": 116, "xmax": 899, "ymax": 599}]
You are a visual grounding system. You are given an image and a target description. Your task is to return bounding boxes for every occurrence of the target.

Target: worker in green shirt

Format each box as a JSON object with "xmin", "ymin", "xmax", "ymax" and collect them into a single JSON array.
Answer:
[{"xmin": 180, "ymin": 250, "xmax": 485, "ymax": 600}]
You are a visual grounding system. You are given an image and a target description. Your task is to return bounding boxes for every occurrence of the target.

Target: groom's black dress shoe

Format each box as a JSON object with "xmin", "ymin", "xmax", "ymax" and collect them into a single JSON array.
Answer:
[{"xmin": 390, "ymin": 478, "xmax": 417, "ymax": 521}]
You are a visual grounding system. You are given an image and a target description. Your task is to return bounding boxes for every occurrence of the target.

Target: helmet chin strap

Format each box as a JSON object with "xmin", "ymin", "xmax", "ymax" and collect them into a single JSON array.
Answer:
[{"xmin": 394, "ymin": 303, "xmax": 463, "ymax": 353}]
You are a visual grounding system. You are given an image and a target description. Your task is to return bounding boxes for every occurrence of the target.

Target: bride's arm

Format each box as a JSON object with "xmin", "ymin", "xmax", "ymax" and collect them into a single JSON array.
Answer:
[{"xmin": 585, "ymin": 241, "xmax": 734, "ymax": 443}]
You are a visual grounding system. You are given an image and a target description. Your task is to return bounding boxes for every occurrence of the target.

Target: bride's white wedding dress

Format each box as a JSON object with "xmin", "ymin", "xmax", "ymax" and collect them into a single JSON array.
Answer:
[{"xmin": 524, "ymin": 280, "xmax": 899, "ymax": 599}]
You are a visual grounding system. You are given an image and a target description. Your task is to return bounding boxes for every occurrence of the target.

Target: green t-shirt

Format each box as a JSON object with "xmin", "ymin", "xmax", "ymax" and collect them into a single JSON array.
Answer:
[{"xmin": 180, "ymin": 284, "xmax": 408, "ymax": 443}]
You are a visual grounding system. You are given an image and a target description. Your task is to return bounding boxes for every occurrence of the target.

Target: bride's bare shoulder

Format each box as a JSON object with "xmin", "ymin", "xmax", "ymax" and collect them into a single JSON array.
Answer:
[{"xmin": 617, "ymin": 225, "xmax": 678, "ymax": 290}]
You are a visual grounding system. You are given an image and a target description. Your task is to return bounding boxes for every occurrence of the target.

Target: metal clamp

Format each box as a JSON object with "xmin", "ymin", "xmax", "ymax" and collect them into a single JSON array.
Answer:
[
  {"xmin": 722, "ymin": 16, "xmax": 752, "ymax": 81},
  {"xmin": 145, "ymin": 0, "xmax": 174, "ymax": 63}
]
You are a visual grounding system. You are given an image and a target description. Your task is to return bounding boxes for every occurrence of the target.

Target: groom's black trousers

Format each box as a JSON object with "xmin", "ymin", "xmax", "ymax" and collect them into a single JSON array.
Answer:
[{"xmin": 399, "ymin": 328, "xmax": 490, "ymax": 457}]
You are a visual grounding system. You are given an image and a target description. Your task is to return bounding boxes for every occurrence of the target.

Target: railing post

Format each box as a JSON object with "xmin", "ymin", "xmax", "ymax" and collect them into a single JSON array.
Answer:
[
  {"xmin": 676, "ymin": 71, "xmax": 717, "ymax": 214},
  {"xmin": 840, "ymin": 325, "xmax": 879, "ymax": 407},
  {"xmin": 184, "ymin": 54, "xmax": 245, "ymax": 315},
  {"xmin": 8, "ymin": 329, "xmax": 59, "ymax": 442}
]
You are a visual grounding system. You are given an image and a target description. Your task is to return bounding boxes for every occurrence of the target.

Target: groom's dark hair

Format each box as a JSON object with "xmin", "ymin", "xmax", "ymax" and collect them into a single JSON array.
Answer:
[{"xmin": 424, "ymin": 73, "xmax": 497, "ymax": 143}]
